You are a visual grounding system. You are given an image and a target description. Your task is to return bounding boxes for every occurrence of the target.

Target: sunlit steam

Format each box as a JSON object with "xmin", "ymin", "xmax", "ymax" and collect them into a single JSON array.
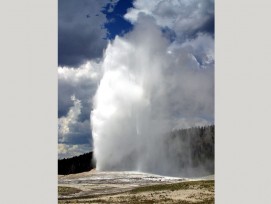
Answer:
[{"xmin": 91, "ymin": 16, "xmax": 214, "ymax": 177}]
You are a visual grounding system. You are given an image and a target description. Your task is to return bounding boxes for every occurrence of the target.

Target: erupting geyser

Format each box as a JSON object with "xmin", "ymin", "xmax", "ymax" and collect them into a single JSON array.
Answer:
[{"xmin": 91, "ymin": 16, "xmax": 214, "ymax": 177}]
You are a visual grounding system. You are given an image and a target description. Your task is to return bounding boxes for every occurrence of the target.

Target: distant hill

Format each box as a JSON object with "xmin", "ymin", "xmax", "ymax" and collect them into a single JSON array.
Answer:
[
  {"xmin": 58, "ymin": 152, "xmax": 95, "ymax": 175},
  {"xmin": 58, "ymin": 125, "xmax": 214, "ymax": 175}
]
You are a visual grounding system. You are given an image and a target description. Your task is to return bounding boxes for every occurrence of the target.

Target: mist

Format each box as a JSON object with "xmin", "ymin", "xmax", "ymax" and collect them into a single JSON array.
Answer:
[{"xmin": 91, "ymin": 15, "xmax": 214, "ymax": 177}]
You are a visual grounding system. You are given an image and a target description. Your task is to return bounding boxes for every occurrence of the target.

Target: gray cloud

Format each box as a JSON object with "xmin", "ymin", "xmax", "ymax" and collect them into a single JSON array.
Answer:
[
  {"xmin": 58, "ymin": 62, "xmax": 102, "ymax": 158},
  {"xmin": 58, "ymin": 95, "xmax": 92, "ymax": 153},
  {"xmin": 58, "ymin": 0, "xmax": 119, "ymax": 67},
  {"xmin": 58, "ymin": 62, "xmax": 101, "ymax": 117},
  {"xmin": 125, "ymin": 0, "xmax": 214, "ymax": 40}
]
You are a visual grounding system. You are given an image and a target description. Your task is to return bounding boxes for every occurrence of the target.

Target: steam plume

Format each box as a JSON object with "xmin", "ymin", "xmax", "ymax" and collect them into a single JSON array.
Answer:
[{"xmin": 91, "ymin": 16, "xmax": 214, "ymax": 177}]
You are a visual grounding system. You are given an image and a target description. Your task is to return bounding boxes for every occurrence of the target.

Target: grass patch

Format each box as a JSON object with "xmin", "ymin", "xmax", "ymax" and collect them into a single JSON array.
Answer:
[
  {"xmin": 58, "ymin": 186, "xmax": 81, "ymax": 196},
  {"xmin": 130, "ymin": 180, "xmax": 214, "ymax": 194}
]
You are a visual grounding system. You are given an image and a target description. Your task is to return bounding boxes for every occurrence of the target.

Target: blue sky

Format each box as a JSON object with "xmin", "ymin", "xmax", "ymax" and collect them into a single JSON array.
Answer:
[{"xmin": 102, "ymin": 0, "xmax": 134, "ymax": 39}]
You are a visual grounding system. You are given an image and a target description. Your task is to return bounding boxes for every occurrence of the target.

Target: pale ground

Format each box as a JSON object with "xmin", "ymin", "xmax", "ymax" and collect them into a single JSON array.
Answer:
[{"xmin": 58, "ymin": 170, "xmax": 214, "ymax": 203}]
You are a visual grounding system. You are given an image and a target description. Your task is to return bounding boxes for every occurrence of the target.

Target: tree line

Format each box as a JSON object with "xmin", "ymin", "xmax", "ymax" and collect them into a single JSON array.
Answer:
[
  {"xmin": 165, "ymin": 125, "xmax": 214, "ymax": 175},
  {"xmin": 58, "ymin": 152, "xmax": 95, "ymax": 175},
  {"xmin": 58, "ymin": 125, "xmax": 214, "ymax": 175}
]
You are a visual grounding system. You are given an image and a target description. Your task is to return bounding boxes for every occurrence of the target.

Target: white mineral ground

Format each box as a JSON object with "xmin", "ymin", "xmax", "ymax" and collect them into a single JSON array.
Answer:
[{"xmin": 58, "ymin": 170, "xmax": 214, "ymax": 203}]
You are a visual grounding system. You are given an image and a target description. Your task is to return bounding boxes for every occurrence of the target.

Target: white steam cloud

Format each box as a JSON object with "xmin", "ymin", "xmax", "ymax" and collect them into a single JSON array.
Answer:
[{"xmin": 91, "ymin": 12, "xmax": 214, "ymax": 177}]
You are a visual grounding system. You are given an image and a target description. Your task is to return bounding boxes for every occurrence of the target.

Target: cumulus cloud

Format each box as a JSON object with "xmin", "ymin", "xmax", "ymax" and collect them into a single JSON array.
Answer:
[
  {"xmin": 58, "ymin": 61, "xmax": 101, "ymax": 119},
  {"xmin": 58, "ymin": 144, "xmax": 90, "ymax": 159},
  {"xmin": 58, "ymin": 0, "xmax": 120, "ymax": 158},
  {"xmin": 58, "ymin": 62, "xmax": 102, "ymax": 158},
  {"xmin": 125, "ymin": 0, "xmax": 214, "ymax": 39},
  {"xmin": 168, "ymin": 33, "xmax": 214, "ymax": 69},
  {"xmin": 59, "ymin": 95, "xmax": 81, "ymax": 136},
  {"xmin": 58, "ymin": 0, "xmax": 119, "ymax": 67},
  {"xmin": 58, "ymin": 95, "xmax": 92, "ymax": 158},
  {"xmin": 58, "ymin": 95, "xmax": 91, "ymax": 146}
]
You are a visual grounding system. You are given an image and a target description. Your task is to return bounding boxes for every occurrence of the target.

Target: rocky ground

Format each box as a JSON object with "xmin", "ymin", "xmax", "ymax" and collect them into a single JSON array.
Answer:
[{"xmin": 58, "ymin": 170, "xmax": 214, "ymax": 203}]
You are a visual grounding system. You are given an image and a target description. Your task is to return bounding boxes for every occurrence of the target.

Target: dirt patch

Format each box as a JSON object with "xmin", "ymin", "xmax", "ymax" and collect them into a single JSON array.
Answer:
[{"xmin": 58, "ymin": 186, "xmax": 81, "ymax": 196}]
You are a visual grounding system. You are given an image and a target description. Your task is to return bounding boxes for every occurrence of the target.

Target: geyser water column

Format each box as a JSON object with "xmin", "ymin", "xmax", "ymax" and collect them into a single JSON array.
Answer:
[
  {"xmin": 91, "ymin": 17, "xmax": 171, "ymax": 173},
  {"xmin": 91, "ymin": 15, "xmax": 214, "ymax": 177}
]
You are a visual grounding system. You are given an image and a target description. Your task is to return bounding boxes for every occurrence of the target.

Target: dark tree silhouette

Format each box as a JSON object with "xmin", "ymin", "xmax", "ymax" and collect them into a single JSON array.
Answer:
[{"xmin": 58, "ymin": 152, "xmax": 95, "ymax": 175}]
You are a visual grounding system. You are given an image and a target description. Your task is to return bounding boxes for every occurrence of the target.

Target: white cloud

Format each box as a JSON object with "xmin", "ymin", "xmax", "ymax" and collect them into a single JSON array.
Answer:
[
  {"xmin": 58, "ymin": 61, "xmax": 102, "ymax": 120},
  {"xmin": 58, "ymin": 62, "xmax": 102, "ymax": 158},
  {"xmin": 125, "ymin": 0, "xmax": 214, "ymax": 38},
  {"xmin": 59, "ymin": 95, "xmax": 82, "ymax": 136},
  {"xmin": 168, "ymin": 33, "xmax": 214, "ymax": 69},
  {"xmin": 58, "ymin": 144, "xmax": 90, "ymax": 159},
  {"xmin": 58, "ymin": 95, "xmax": 93, "ymax": 158},
  {"xmin": 58, "ymin": 61, "xmax": 101, "ymax": 83}
]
